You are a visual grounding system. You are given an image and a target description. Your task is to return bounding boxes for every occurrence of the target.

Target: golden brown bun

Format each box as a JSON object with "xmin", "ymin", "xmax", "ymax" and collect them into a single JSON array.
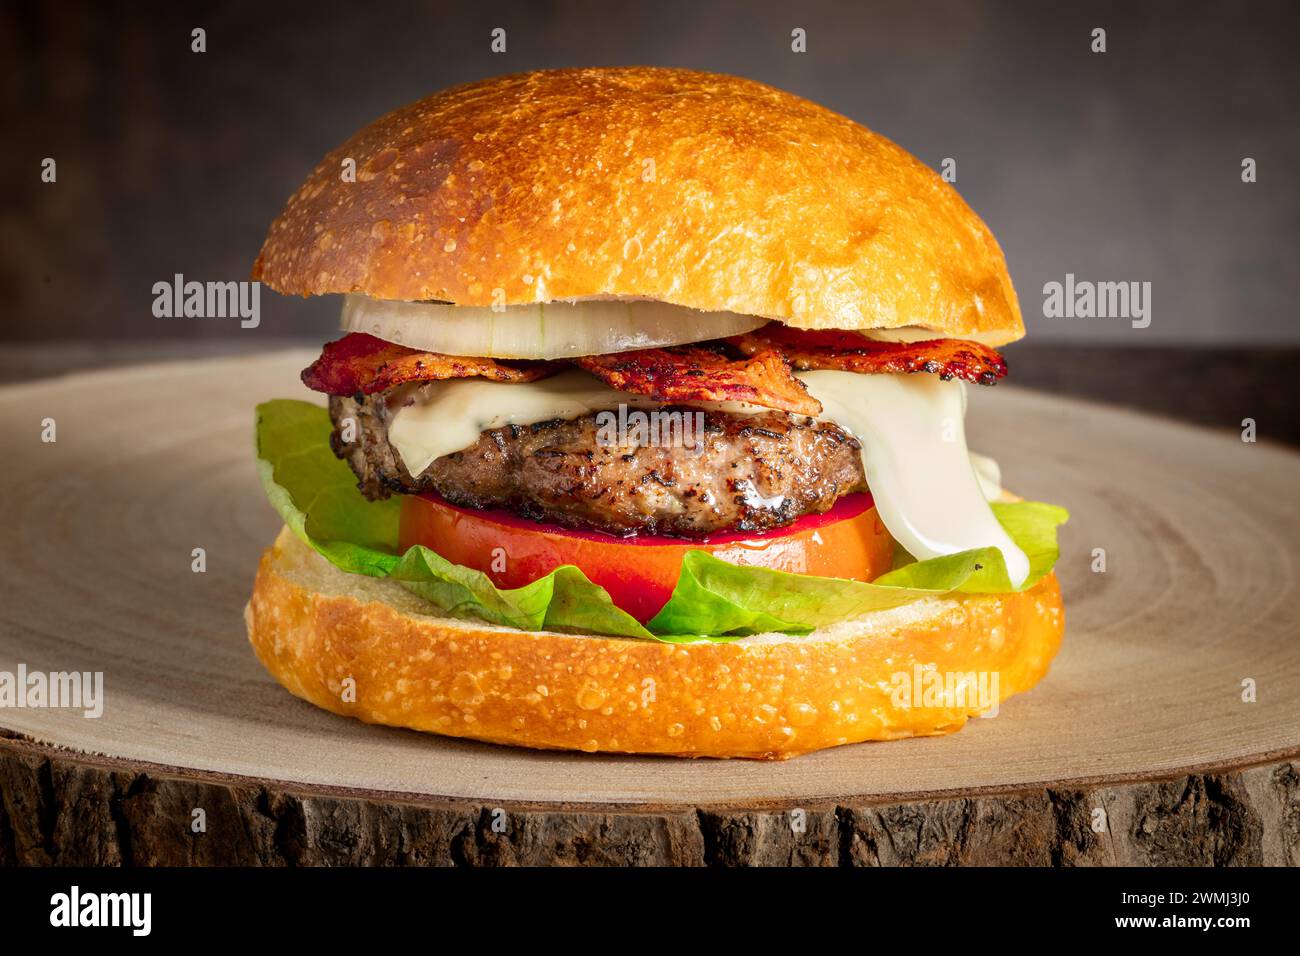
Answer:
[
  {"xmin": 246, "ymin": 527, "xmax": 1063, "ymax": 759},
  {"xmin": 254, "ymin": 68, "xmax": 1024, "ymax": 345}
]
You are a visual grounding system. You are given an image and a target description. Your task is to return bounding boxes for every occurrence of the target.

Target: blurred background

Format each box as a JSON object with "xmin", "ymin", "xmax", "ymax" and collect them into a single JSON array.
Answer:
[{"xmin": 3, "ymin": 0, "xmax": 1298, "ymax": 435}]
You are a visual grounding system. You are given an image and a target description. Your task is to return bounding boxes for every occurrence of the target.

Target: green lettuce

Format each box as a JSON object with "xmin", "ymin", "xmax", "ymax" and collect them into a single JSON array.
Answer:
[
  {"xmin": 255, "ymin": 400, "xmax": 651, "ymax": 639},
  {"xmin": 255, "ymin": 399, "xmax": 402, "ymax": 577},
  {"xmin": 647, "ymin": 501, "xmax": 1067, "ymax": 641},
  {"xmin": 255, "ymin": 400, "xmax": 1067, "ymax": 642}
]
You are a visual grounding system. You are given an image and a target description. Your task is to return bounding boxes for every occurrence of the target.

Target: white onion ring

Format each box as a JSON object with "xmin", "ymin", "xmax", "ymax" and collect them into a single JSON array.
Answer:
[{"xmin": 340, "ymin": 295, "xmax": 767, "ymax": 359}]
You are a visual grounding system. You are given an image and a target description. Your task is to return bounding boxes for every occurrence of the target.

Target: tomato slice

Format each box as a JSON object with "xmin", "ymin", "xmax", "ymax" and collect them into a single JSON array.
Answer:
[{"xmin": 399, "ymin": 492, "xmax": 896, "ymax": 624}]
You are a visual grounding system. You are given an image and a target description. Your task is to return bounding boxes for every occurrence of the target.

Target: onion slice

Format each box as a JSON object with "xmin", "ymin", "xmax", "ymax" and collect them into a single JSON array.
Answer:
[{"xmin": 339, "ymin": 295, "xmax": 767, "ymax": 359}]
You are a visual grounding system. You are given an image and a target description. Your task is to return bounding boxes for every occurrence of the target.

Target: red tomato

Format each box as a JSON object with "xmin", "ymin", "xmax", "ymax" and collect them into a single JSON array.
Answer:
[{"xmin": 399, "ymin": 492, "xmax": 895, "ymax": 624}]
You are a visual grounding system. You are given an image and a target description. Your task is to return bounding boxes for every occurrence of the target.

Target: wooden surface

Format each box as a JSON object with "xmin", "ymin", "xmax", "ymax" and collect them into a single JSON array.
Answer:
[{"xmin": 1, "ymin": 351, "xmax": 1299, "ymax": 865}]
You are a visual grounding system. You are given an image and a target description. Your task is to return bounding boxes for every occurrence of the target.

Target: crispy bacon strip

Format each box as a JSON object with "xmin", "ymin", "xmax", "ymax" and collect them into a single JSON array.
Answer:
[
  {"xmin": 301, "ymin": 333, "xmax": 560, "ymax": 396},
  {"xmin": 574, "ymin": 345, "xmax": 822, "ymax": 416},
  {"xmin": 727, "ymin": 324, "xmax": 1008, "ymax": 386}
]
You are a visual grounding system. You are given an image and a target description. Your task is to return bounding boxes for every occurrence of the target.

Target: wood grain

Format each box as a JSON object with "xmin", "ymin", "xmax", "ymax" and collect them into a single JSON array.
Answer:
[
  {"xmin": 1, "ymin": 353, "xmax": 1298, "ymax": 865},
  {"xmin": 1, "ymin": 736, "xmax": 1295, "ymax": 865}
]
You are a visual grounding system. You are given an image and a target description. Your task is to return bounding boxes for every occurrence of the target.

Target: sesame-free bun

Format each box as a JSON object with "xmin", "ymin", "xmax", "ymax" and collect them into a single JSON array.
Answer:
[
  {"xmin": 246, "ymin": 527, "xmax": 1063, "ymax": 759},
  {"xmin": 253, "ymin": 68, "xmax": 1025, "ymax": 345}
]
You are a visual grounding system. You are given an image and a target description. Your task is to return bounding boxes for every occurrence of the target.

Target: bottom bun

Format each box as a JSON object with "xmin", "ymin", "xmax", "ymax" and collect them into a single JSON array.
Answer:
[{"xmin": 246, "ymin": 527, "xmax": 1065, "ymax": 759}]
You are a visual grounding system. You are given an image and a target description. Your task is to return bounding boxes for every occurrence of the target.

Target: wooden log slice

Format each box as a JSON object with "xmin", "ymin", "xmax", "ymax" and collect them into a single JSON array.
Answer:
[{"xmin": 0, "ymin": 354, "xmax": 1297, "ymax": 865}]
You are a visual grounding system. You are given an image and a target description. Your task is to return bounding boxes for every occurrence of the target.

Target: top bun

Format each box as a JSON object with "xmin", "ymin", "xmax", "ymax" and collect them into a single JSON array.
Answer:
[{"xmin": 254, "ymin": 68, "xmax": 1024, "ymax": 344}]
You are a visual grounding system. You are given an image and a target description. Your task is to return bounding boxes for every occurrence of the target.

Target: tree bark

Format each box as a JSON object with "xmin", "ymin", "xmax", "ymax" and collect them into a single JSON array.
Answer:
[{"xmin": 3, "ymin": 737, "xmax": 1296, "ymax": 867}]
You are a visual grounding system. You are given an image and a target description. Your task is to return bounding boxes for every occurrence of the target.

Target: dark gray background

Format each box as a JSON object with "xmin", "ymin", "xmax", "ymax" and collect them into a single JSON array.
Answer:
[{"xmin": 4, "ymin": 0, "xmax": 1298, "ymax": 345}]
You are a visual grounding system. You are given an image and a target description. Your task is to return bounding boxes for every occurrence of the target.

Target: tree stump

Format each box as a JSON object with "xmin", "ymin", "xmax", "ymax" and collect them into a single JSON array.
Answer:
[{"xmin": 2, "ymin": 356, "xmax": 1297, "ymax": 866}]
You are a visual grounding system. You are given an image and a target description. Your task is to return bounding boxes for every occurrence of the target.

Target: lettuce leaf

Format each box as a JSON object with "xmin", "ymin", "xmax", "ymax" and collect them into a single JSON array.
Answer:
[
  {"xmin": 390, "ymin": 546, "xmax": 651, "ymax": 638},
  {"xmin": 644, "ymin": 548, "xmax": 995, "ymax": 641},
  {"xmin": 873, "ymin": 501, "xmax": 1068, "ymax": 594},
  {"xmin": 255, "ymin": 400, "xmax": 403, "ymax": 577},
  {"xmin": 255, "ymin": 400, "xmax": 650, "ymax": 638},
  {"xmin": 649, "ymin": 502, "xmax": 1068, "ymax": 640},
  {"xmin": 255, "ymin": 399, "xmax": 1066, "ymax": 642}
]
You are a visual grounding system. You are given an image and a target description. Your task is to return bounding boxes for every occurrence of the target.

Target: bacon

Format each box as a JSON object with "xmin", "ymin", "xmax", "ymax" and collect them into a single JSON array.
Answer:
[
  {"xmin": 727, "ymin": 324, "xmax": 1008, "ymax": 386},
  {"xmin": 301, "ymin": 323, "xmax": 1005, "ymax": 408},
  {"xmin": 574, "ymin": 344, "xmax": 822, "ymax": 416},
  {"xmin": 301, "ymin": 333, "xmax": 560, "ymax": 396}
]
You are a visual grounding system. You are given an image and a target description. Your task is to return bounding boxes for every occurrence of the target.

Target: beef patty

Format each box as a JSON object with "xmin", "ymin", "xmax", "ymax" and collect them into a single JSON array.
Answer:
[{"xmin": 330, "ymin": 392, "xmax": 868, "ymax": 537}]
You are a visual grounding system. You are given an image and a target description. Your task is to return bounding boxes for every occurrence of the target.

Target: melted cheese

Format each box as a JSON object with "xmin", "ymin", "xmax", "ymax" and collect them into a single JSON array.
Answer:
[
  {"xmin": 797, "ymin": 371, "xmax": 1029, "ymax": 587},
  {"xmin": 969, "ymin": 452, "xmax": 1003, "ymax": 502},
  {"xmin": 387, "ymin": 370, "xmax": 761, "ymax": 478},
  {"xmin": 385, "ymin": 369, "xmax": 1028, "ymax": 586},
  {"xmin": 389, "ymin": 371, "xmax": 651, "ymax": 477}
]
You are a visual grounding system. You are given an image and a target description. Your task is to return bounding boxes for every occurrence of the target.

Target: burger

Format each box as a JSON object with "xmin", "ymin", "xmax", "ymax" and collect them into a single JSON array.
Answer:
[{"xmin": 246, "ymin": 67, "xmax": 1067, "ymax": 758}]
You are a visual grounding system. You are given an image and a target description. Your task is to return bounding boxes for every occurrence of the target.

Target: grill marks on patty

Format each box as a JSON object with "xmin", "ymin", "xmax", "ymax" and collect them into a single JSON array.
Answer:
[{"xmin": 330, "ymin": 393, "xmax": 868, "ymax": 537}]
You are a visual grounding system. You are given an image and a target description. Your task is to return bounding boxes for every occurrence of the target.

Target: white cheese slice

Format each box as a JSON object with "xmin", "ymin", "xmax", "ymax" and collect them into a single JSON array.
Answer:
[
  {"xmin": 387, "ymin": 371, "xmax": 655, "ymax": 478},
  {"xmin": 969, "ymin": 451, "xmax": 1004, "ymax": 502},
  {"xmin": 796, "ymin": 370, "xmax": 1029, "ymax": 587},
  {"xmin": 386, "ymin": 370, "xmax": 765, "ymax": 478}
]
